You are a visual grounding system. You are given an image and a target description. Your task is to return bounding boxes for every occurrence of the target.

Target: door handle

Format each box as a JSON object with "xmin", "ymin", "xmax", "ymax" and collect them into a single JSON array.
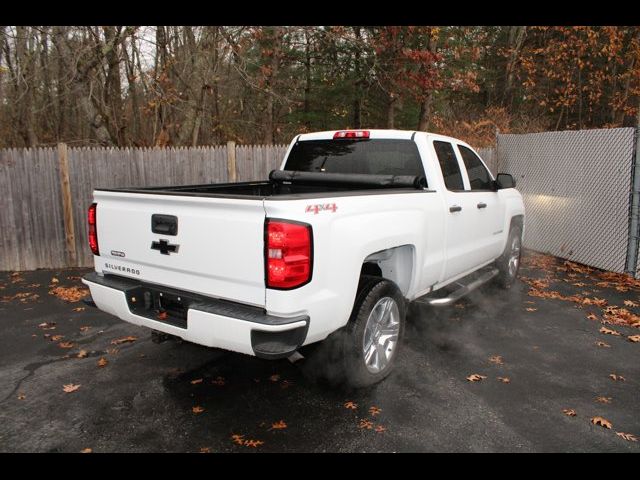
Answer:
[
  {"xmin": 477, "ymin": 202, "xmax": 487, "ymax": 209},
  {"xmin": 449, "ymin": 205, "xmax": 462, "ymax": 213}
]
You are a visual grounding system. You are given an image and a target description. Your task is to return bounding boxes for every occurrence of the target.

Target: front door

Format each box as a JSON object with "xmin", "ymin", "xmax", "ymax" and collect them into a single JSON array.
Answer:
[{"xmin": 456, "ymin": 144, "xmax": 506, "ymax": 263}]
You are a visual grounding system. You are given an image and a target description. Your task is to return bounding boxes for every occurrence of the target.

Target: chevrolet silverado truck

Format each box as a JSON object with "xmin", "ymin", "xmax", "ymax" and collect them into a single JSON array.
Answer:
[{"xmin": 82, "ymin": 129, "xmax": 524, "ymax": 387}]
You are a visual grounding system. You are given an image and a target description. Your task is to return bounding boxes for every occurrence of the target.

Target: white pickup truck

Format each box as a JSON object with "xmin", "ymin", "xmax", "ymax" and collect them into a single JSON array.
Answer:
[{"xmin": 82, "ymin": 129, "xmax": 524, "ymax": 387}]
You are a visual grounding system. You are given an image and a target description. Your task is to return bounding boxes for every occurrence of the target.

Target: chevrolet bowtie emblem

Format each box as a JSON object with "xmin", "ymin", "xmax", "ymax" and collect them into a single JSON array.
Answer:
[{"xmin": 151, "ymin": 239, "xmax": 180, "ymax": 255}]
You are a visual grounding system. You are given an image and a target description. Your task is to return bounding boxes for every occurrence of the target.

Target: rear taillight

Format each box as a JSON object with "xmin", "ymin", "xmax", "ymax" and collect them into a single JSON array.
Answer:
[
  {"xmin": 265, "ymin": 219, "xmax": 312, "ymax": 289},
  {"xmin": 333, "ymin": 130, "xmax": 370, "ymax": 139},
  {"xmin": 88, "ymin": 203, "xmax": 99, "ymax": 256}
]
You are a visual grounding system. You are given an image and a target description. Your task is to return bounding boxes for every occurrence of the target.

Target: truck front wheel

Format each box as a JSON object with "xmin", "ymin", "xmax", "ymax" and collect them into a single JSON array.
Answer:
[{"xmin": 495, "ymin": 224, "xmax": 523, "ymax": 289}]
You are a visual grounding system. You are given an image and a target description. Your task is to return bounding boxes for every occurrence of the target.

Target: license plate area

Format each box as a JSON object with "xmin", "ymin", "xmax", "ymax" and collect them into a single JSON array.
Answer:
[{"xmin": 125, "ymin": 285, "xmax": 195, "ymax": 329}]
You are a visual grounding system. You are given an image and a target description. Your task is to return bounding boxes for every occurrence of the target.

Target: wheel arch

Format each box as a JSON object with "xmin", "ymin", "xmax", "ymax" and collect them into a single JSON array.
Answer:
[{"xmin": 360, "ymin": 244, "xmax": 415, "ymax": 297}]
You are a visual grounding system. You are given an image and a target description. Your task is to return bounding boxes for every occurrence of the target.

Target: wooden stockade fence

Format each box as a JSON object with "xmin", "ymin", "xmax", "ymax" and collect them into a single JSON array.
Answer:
[
  {"xmin": 1, "ymin": 142, "xmax": 496, "ymax": 272},
  {"xmin": 0, "ymin": 143, "xmax": 288, "ymax": 271}
]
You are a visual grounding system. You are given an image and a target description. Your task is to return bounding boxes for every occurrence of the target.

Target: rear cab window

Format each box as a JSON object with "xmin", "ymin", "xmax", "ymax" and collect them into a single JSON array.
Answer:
[
  {"xmin": 433, "ymin": 140, "xmax": 464, "ymax": 191},
  {"xmin": 284, "ymin": 139, "xmax": 426, "ymax": 180}
]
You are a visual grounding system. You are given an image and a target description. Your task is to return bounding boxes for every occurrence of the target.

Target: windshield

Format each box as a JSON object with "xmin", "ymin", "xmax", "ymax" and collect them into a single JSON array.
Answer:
[{"xmin": 283, "ymin": 139, "xmax": 425, "ymax": 178}]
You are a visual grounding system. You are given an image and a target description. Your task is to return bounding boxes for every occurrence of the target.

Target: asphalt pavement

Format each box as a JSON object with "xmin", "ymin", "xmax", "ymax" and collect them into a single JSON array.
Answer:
[{"xmin": 1, "ymin": 252, "xmax": 639, "ymax": 452}]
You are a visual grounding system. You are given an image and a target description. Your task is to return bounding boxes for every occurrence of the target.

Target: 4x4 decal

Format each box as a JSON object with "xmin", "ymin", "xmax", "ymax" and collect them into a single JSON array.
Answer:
[{"xmin": 305, "ymin": 203, "xmax": 338, "ymax": 214}]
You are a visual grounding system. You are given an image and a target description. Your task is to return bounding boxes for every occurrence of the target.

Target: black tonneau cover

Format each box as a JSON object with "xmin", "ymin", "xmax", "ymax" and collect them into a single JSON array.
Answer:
[{"xmin": 270, "ymin": 170, "xmax": 427, "ymax": 189}]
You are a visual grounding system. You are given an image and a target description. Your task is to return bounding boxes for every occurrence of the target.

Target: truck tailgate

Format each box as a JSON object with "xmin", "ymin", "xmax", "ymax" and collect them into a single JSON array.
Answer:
[{"xmin": 92, "ymin": 190, "xmax": 266, "ymax": 307}]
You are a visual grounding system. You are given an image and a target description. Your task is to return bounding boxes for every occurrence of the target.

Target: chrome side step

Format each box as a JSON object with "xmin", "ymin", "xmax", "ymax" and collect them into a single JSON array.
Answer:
[{"xmin": 414, "ymin": 268, "xmax": 499, "ymax": 307}]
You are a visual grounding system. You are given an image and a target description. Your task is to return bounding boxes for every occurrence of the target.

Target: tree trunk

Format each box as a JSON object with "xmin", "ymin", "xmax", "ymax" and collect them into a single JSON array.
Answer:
[
  {"xmin": 262, "ymin": 27, "xmax": 283, "ymax": 144},
  {"xmin": 417, "ymin": 92, "xmax": 433, "ymax": 131},
  {"xmin": 103, "ymin": 26, "xmax": 125, "ymax": 145},
  {"xmin": 303, "ymin": 29, "xmax": 312, "ymax": 129},
  {"xmin": 503, "ymin": 26, "xmax": 527, "ymax": 106},
  {"xmin": 352, "ymin": 26, "xmax": 363, "ymax": 129},
  {"xmin": 417, "ymin": 28, "xmax": 436, "ymax": 131},
  {"xmin": 15, "ymin": 26, "xmax": 39, "ymax": 146},
  {"xmin": 387, "ymin": 94, "xmax": 397, "ymax": 129}
]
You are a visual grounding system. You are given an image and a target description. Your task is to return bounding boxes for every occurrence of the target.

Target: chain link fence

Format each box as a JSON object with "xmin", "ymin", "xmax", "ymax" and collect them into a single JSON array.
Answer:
[{"xmin": 496, "ymin": 127, "xmax": 638, "ymax": 275}]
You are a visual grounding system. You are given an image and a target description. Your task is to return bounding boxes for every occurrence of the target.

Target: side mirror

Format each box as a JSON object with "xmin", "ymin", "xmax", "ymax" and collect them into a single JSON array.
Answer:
[{"xmin": 495, "ymin": 173, "xmax": 516, "ymax": 189}]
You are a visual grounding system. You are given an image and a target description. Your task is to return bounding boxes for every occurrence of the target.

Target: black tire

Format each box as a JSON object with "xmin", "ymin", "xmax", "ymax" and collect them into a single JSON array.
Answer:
[
  {"xmin": 495, "ymin": 224, "xmax": 523, "ymax": 289},
  {"xmin": 301, "ymin": 275, "xmax": 406, "ymax": 388}
]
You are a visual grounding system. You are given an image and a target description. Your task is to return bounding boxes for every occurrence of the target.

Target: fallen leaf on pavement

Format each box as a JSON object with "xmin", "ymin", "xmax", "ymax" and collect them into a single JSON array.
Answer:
[
  {"xmin": 595, "ymin": 341, "xmax": 611, "ymax": 348},
  {"xmin": 600, "ymin": 326, "xmax": 622, "ymax": 336},
  {"xmin": 610, "ymin": 374, "xmax": 626, "ymax": 382},
  {"xmin": 63, "ymin": 384, "xmax": 81, "ymax": 393},
  {"xmin": 591, "ymin": 416, "xmax": 612, "ymax": 429},
  {"xmin": 497, "ymin": 377, "xmax": 511, "ymax": 383},
  {"xmin": 587, "ymin": 313, "xmax": 598, "ymax": 321},
  {"xmin": 80, "ymin": 448, "xmax": 92, "ymax": 453},
  {"xmin": 192, "ymin": 406, "xmax": 205, "ymax": 414},
  {"xmin": 77, "ymin": 350, "xmax": 88, "ymax": 358},
  {"xmin": 2, "ymin": 292, "xmax": 40, "ymax": 303},
  {"xmin": 359, "ymin": 419, "xmax": 374, "ymax": 430},
  {"xmin": 583, "ymin": 297, "xmax": 607, "ymax": 307},
  {"xmin": 344, "ymin": 401, "xmax": 358, "ymax": 410},
  {"xmin": 51, "ymin": 334, "xmax": 64, "ymax": 341},
  {"xmin": 190, "ymin": 378, "xmax": 203, "ymax": 385},
  {"xmin": 38, "ymin": 322, "xmax": 56, "ymax": 330},
  {"xmin": 51, "ymin": 277, "xmax": 59, "ymax": 284},
  {"xmin": 111, "ymin": 336, "xmax": 137, "ymax": 345},
  {"xmin": 73, "ymin": 307, "xmax": 85, "ymax": 312},
  {"xmin": 563, "ymin": 409, "xmax": 577, "ymax": 417},
  {"xmin": 374, "ymin": 425, "xmax": 387, "ymax": 433},
  {"xmin": 231, "ymin": 434, "xmax": 245, "ymax": 445},
  {"xmin": 17, "ymin": 393, "xmax": 26, "ymax": 400},
  {"xmin": 79, "ymin": 326, "xmax": 90, "ymax": 332},
  {"xmin": 489, "ymin": 355, "xmax": 504, "ymax": 365},
  {"xmin": 624, "ymin": 300, "xmax": 639, "ymax": 308},
  {"xmin": 602, "ymin": 306, "xmax": 640, "ymax": 328},
  {"xmin": 269, "ymin": 420, "xmax": 287, "ymax": 430},
  {"xmin": 369, "ymin": 406, "xmax": 382, "ymax": 416},
  {"xmin": 58, "ymin": 341, "xmax": 75, "ymax": 349},
  {"xmin": 97, "ymin": 357, "xmax": 108, "ymax": 368},
  {"xmin": 244, "ymin": 439, "xmax": 264, "ymax": 448},
  {"xmin": 467, "ymin": 374, "xmax": 487, "ymax": 382},
  {"xmin": 595, "ymin": 396, "xmax": 612, "ymax": 404},
  {"xmin": 269, "ymin": 374, "xmax": 280, "ymax": 382},
  {"xmin": 199, "ymin": 447, "xmax": 211, "ymax": 453},
  {"xmin": 629, "ymin": 335, "xmax": 640, "ymax": 343},
  {"xmin": 616, "ymin": 432, "xmax": 638, "ymax": 442},
  {"xmin": 48, "ymin": 286, "xmax": 88, "ymax": 302},
  {"xmin": 525, "ymin": 307, "xmax": 537, "ymax": 312}
]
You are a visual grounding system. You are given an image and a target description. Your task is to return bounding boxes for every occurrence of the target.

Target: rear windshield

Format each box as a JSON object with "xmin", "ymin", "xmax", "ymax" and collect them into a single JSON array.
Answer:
[{"xmin": 283, "ymin": 139, "xmax": 425, "ymax": 177}]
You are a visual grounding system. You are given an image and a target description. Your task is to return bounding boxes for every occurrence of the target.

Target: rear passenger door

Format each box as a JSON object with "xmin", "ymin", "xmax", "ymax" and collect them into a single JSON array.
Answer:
[
  {"xmin": 456, "ymin": 144, "xmax": 506, "ymax": 263},
  {"xmin": 433, "ymin": 140, "xmax": 482, "ymax": 281}
]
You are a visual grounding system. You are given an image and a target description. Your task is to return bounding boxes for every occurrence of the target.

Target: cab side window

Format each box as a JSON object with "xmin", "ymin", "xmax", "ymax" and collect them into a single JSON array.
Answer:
[
  {"xmin": 433, "ymin": 140, "xmax": 464, "ymax": 191},
  {"xmin": 458, "ymin": 145, "xmax": 493, "ymax": 190}
]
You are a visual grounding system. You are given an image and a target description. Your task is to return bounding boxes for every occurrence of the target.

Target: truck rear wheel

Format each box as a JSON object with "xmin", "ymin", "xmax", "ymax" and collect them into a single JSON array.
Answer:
[
  {"xmin": 299, "ymin": 276, "xmax": 405, "ymax": 388},
  {"xmin": 495, "ymin": 225, "xmax": 522, "ymax": 289}
]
